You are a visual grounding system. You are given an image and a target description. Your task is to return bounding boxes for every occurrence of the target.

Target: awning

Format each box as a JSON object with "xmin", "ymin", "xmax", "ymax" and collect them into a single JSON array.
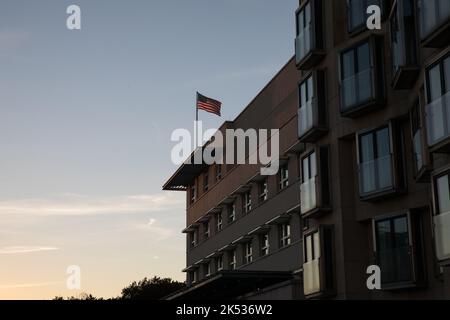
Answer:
[{"xmin": 164, "ymin": 271, "xmax": 293, "ymax": 300}]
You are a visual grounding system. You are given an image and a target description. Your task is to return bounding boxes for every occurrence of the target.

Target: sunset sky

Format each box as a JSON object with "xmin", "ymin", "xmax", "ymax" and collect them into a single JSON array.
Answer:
[{"xmin": 0, "ymin": 0, "xmax": 297, "ymax": 299}]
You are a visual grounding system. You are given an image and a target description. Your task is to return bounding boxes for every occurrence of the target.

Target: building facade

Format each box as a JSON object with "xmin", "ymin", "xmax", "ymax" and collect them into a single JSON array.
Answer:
[{"xmin": 163, "ymin": 0, "xmax": 450, "ymax": 299}]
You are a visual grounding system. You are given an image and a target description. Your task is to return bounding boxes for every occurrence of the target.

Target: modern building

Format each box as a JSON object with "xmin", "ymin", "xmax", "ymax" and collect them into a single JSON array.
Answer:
[{"xmin": 163, "ymin": 0, "xmax": 450, "ymax": 299}]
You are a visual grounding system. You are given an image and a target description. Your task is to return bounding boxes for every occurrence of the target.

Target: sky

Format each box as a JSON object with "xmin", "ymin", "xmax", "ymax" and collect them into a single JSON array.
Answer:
[{"xmin": 0, "ymin": 0, "xmax": 298, "ymax": 299}]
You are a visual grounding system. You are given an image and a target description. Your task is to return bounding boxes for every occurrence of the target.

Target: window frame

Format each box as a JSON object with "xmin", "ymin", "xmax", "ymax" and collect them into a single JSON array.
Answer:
[
  {"xmin": 259, "ymin": 179, "xmax": 268, "ymax": 203},
  {"xmin": 260, "ymin": 233, "xmax": 270, "ymax": 257},
  {"xmin": 372, "ymin": 211, "xmax": 425, "ymax": 289},
  {"xmin": 229, "ymin": 250, "xmax": 237, "ymax": 270},
  {"xmin": 356, "ymin": 123, "xmax": 402, "ymax": 199},
  {"xmin": 279, "ymin": 223, "xmax": 292, "ymax": 248},
  {"xmin": 243, "ymin": 191, "xmax": 252, "ymax": 214},
  {"xmin": 216, "ymin": 212, "xmax": 223, "ymax": 232},
  {"xmin": 244, "ymin": 241, "xmax": 253, "ymax": 264},
  {"xmin": 279, "ymin": 165, "xmax": 290, "ymax": 190},
  {"xmin": 228, "ymin": 203, "xmax": 236, "ymax": 223},
  {"xmin": 424, "ymin": 52, "xmax": 450, "ymax": 151}
]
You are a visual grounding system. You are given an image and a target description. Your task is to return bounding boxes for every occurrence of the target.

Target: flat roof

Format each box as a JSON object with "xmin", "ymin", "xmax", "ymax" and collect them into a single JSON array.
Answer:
[{"xmin": 162, "ymin": 56, "xmax": 295, "ymax": 191}]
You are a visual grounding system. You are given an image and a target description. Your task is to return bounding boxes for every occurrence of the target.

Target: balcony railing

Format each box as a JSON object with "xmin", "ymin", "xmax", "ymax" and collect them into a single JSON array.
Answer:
[
  {"xmin": 301, "ymin": 177, "xmax": 317, "ymax": 215},
  {"xmin": 358, "ymin": 155, "xmax": 394, "ymax": 196},
  {"xmin": 426, "ymin": 91, "xmax": 450, "ymax": 147},
  {"xmin": 419, "ymin": 0, "xmax": 450, "ymax": 40},
  {"xmin": 434, "ymin": 210, "xmax": 450, "ymax": 261},
  {"xmin": 295, "ymin": 24, "xmax": 312, "ymax": 65},
  {"xmin": 299, "ymin": 99, "xmax": 314, "ymax": 137},
  {"xmin": 303, "ymin": 258, "xmax": 321, "ymax": 296},
  {"xmin": 340, "ymin": 68, "xmax": 375, "ymax": 112}
]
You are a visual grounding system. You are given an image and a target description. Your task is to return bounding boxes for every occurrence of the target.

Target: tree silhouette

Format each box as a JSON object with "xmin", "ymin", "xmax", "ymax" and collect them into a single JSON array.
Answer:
[{"xmin": 120, "ymin": 276, "xmax": 185, "ymax": 300}]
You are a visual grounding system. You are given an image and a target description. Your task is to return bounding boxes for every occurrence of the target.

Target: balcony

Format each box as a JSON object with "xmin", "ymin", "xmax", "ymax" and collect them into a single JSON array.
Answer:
[
  {"xmin": 358, "ymin": 155, "xmax": 395, "ymax": 198},
  {"xmin": 341, "ymin": 68, "xmax": 376, "ymax": 115},
  {"xmin": 434, "ymin": 210, "xmax": 450, "ymax": 262},
  {"xmin": 426, "ymin": 91, "xmax": 450, "ymax": 152},
  {"xmin": 303, "ymin": 258, "xmax": 321, "ymax": 296},
  {"xmin": 390, "ymin": 0, "xmax": 420, "ymax": 89},
  {"xmin": 419, "ymin": 0, "xmax": 450, "ymax": 47},
  {"xmin": 298, "ymin": 72, "xmax": 328, "ymax": 143},
  {"xmin": 295, "ymin": 0, "xmax": 325, "ymax": 70}
]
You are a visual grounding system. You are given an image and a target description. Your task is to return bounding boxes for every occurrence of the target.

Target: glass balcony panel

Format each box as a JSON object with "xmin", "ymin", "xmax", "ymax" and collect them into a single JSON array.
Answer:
[
  {"xmin": 359, "ymin": 155, "xmax": 393, "ymax": 195},
  {"xmin": 303, "ymin": 258, "xmax": 321, "ymax": 296},
  {"xmin": 295, "ymin": 24, "xmax": 312, "ymax": 64},
  {"xmin": 301, "ymin": 177, "xmax": 317, "ymax": 214},
  {"xmin": 434, "ymin": 210, "xmax": 450, "ymax": 261},
  {"xmin": 378, "ymin": 246, "xmax": 413, "ymax": 285},
  {"xmin": 426, "ymin": 91, "xmax": 450, "ymax": 146},
  {"xmin": 341, "ymin": 68, "xmax": 374, "ymax": 112},
  {"xmin": 299, "ymin": 99, "xmax": 314, "ymax": 137},
  {"xmin": 420, "ymin": 0, "xmax": 450, "ymax": 39}
]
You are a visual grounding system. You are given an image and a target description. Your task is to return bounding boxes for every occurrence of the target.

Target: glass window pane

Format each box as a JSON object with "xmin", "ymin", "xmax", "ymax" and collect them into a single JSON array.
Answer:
[
  {"xmin": 428, "ymin": 64, "xmax": 442, "ymax": 101},
  {"xmin": 360, "ymin": 133, "xmax": 374, "ymax": 162},
  {"xmin": 444, "ymin": 57, "xmax": 450, "ymax": 93},
  {"xmin": 302, "ymin": 157, "xmax": 310, "ymax": 181},
  {"xmin": 310, "ymin": 152, "xmax": 317, "ymax": 177},
  {"xmin": 307, "ymin": 76, "xmax": 314, "ymax": 101},
  {"xmin": 376, "ymin": 127, "xmax": 390, "ymax": 157},
  {"xmin": 306, "ymin": 235, "xmax": 313, "ymax": 262},
  {"xmin": 342, "ymin": 50, "xmax": 355, "ymax": 79},
  {"xmin": 357, "ymin": 43, "xmax": 371, "ymax": 71},
  {"xmin": 313, "ymin": 231, "xmax": 320, "ymax": 260},
  {"xmin": 437, "ymin": 174, "xmax": 450, "ymax": 215}
]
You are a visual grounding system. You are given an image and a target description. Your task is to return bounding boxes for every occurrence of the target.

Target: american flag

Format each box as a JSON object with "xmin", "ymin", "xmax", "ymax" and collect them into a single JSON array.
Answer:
[{"xmin": 197, "ymin": 92, "xmax": 222, "ymax": 116}]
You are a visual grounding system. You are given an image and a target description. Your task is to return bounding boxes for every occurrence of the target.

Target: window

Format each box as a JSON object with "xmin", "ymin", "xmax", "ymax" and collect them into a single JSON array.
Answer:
[
  {"xmin": 260, "ymin": 233, "xmax": 270, "ymax": 256},
  {"xmin": 418, "ymin": 0, "xmax": 450, "ymax": 42},
  {"xmin": 191, "ymin": 269, "xmax": 199, "ymax": 284},
  {"xmin": 203, "ymin": 171, "xmax": 209, "ymax": 192},
  {"xmin": 296, "ymin": 1, "xmax": 312, "ymax": 65},
  {"xmin": 295, "ymin": 0, "xmax": 324, "ymax": 69},
  {"xmin": 279, "ymin": 166, "xmax": 289, "ymax": 190},
  {"xmin": 259, "ymin": 179, "xmax": 268, "ymax": 202},
  {"xmin": 299, "ymin": 75, "xmax": 315, "ymax": 137},
  {"xmin": 303, "ymin": 227, "xmax": 334, "ymax": 297},
  {"xmin": 216, "ymin": 212, "xmax": 223, "ymax": 232},
  {"xmin": 390, "ymin": 0, "xmax": 419, "ymax": 89},
  {"xmin": 301, "ymin": 151, "xmax": 317, "ymax": 214},
  {"xmin": 215, "ymin": 164, "xmax": 222, "ymax": 181},
  {"xmin": 228, "ymin": 203, "xmax": 236, "ymax": 223},
  {"xmin": 203, "ymin": 221, "xmax": 210, "ymax": 240},
  {"xmin": 190, "ymin": 183, "xmax": 197, "ymax": 204},
  {"xmin": 425, "ymin": 55, "xmax": 450, "ymax": 148},
  {"xmin": 279, "ymin": 223, "xmax": 291, "ymax": 248},
  {"xmin": 244, "ymin": 241, "xmax": 253, "ymax": 264},
  {"xmin": 191, "ymin": 230, "xmax": 198, "ymax": 248},
  {"xmin": 204, "ymin": 262, "xmax": 211, "ymax": 277},
  {"xmin": 304, "ymin": 230, "xmax": 321, "ymax": 295},
  {"xmin": 229, "ymin": 250, "xmax": 237, "ymax": 270},
  {"xmin": 410, "ymin": 102, "xmax": 425, "ymax": 175},
  {"xmin": 347, "ymin": 0, "xmax": 383, "ymax": 33},
  {"xmin": 216, "ymin": 255, "xmax": 224, "ymax": 271},
  {"xmin": 340, "ymin": 41, "xmax": 376, "ymax": 113},
  {"xmin": 373, "ymin": 213, "xmax": 424, "ymax": 287},
  {"xmin": 358, "ymin": 126, "xmax": 394, "ymax": 196},
  {"xmin": 300, "ymin": 146, "xmax": 331, "ymax": 216},
  {"xmin": 243, "ymin": 192, "xmax": 252, "ymax": 214},
  {"xmin": 433, "ymin": 171, "xmax": 450, "ymax": 261}
]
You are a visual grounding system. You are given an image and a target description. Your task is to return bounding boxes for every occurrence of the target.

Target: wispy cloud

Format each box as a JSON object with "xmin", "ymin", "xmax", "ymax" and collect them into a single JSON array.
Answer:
[
  {"xmin": 0, "ymin": 246, "xmax": 60, "ymax": 255},
  {"xmin": 0, "ymin": 193, "xmax": 184, "ymax": 217},
  {"xmin": 0, "ymin": 281, "xmax": 63, "ymax": 289}
]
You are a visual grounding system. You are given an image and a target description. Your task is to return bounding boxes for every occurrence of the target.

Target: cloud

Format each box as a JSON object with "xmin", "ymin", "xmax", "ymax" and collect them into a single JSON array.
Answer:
[
  {"xmin": 0, "ymin": 246, "xmax": 60, "ymax": 255},
  {"xmin": 134, "ymin": 218, "xmax": 175, "ymax": 241},
  {"xmin": 0, "ymin": 192, "xmax": 184, "ymax": 217},
  {"xmin": 0, "ymin": 281, "xmax": 63, "ymax": 289}
]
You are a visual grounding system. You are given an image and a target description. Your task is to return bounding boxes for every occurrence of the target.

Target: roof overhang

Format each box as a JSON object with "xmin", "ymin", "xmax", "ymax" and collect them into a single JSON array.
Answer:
[{"xmin": 164, "ymin": 271, "xmax": 293, "ymax": 300}]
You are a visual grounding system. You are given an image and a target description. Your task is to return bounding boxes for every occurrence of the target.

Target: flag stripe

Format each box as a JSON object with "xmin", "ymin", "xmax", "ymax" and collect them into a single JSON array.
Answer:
[{"xmin": 197, "ymin": 92, "xmax": 222, "ymax": 116}]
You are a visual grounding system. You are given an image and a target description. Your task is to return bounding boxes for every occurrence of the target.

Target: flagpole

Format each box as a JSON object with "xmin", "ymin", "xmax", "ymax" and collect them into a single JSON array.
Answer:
[{"xmin": 195, "ymin": 92, "xmax": 199, "ymax": 150}]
